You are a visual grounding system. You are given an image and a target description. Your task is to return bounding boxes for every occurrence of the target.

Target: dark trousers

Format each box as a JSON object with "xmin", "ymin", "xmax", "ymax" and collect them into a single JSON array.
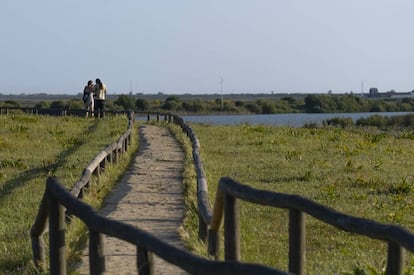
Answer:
[{"xmin": 95, "ymin": 100, "xmax": 105, "ymax": 118}]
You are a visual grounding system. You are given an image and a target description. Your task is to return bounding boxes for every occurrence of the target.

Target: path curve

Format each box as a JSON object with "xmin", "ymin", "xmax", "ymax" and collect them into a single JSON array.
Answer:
[{"xmin": 76, "ymin": 124, "xmax": 188, "ymax": 274}]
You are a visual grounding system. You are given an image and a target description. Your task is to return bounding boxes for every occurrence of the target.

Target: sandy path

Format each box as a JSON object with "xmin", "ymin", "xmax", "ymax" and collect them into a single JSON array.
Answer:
[{"xmin": 76, "ymin": 124, "xmax": 188, "ymax": 274}]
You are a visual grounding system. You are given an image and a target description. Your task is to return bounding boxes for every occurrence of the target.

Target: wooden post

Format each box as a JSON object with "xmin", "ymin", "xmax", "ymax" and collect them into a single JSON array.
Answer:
[
  {"xmin": 147, "ymin": 113, "xmax": 150, "ymax": 121},
  {"xmin": 156, "ymin": 113, "xmax": 160, "ymax": 122},
  {"xmin": 289, "ymin": 209, "xmax": 305, "ymax": 275},
  {"xmin": 31, "ymin": 235, "xmax": 46, "ymax": 271},
  {"xmin": 100, "ymin": 158, "xmax": 106, "ymax": 174},
  {"xmin": 114, "ymin": 148, "xmax": 119, "ymax": 164},
  {"xmin": 124, "ymin": 136, "xmax": 129, "ymax": 151},
  {"xmin": 89, "ymin": 228, "xmax": 105, "ymax": 275},
  {"xmin": 108, "ymin": 151, "xmax": 113, "ymax": 164},
  {"xmin": 94, "ymin": 164, "xmax": 101, "ymax": 180},
  {"xmin": 78, "ymin": 185, "xmax": 84, "ymax": 199},
  {"xmin": 31, "ymin": 192, "xmax": 48, "ymax": 271},
  {"xmin": 198, "ymin": 214, "xmax": 208, "ymax": 242},
  {"xmin": 48, "ymin": 195, "xmax": 66, "ymax": 275},
  {"xmin": 385, "ymin": 241, "xmax": 403, "ymax": 275},
  {"xmin": 224, "ymin": 193, "xmax": 240, "ymax": 261},
  {"xmin": 208, "ymin": 229, "xmax": 220, "ymax": 259},
  {"xmin": 137, "ymin": 245, "xmax": 154, "ymax": 275}
]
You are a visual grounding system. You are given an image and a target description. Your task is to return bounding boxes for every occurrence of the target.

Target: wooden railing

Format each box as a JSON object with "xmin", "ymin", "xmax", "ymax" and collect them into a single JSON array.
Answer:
[
  {"xmin": 28, "ymin": 111, "xmax": 414, "ymax": 274},
  {"xmin": 162, "ymin": 113, "xmax": 213, "ymax": 241},
  {"xmin": 0, "ymin": 106, "xmax": 134, "ymax": 117},
  {"xmin": 141, "ymin": 111, "xmax": 212, "ymax": 241},
  {"xmin": 30, "ymin": 111, "xmax": 286, "ymax": 274},
  {"xmin": 43, "ymin": 176, "xmax": 286, "ymax": 275},
  {"xmin": 30, "ymin": 111, "xmax": 134, "ymax": 271},
  {"xmin": 149, "ymin": 113, "xmax": 414, "ymax": 274},
  {"xmin": 207, "ymin": 177, "xmax": 414, "ymax": 275}
]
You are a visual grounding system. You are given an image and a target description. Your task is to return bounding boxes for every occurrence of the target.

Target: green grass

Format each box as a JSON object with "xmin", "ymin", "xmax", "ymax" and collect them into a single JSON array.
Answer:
[
  {"xmin": 5, "ymin": 114, "xmax": 414, "ymax": 274},
  {"xmin": 180, "ymin": 123, "xmax": 414, "ymax": 274},
  {"xmin": 0, "ymin": 114, "xmax": 137, "ymax": 274}
]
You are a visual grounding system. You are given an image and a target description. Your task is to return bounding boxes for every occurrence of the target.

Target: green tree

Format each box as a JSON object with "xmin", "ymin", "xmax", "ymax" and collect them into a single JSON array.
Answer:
[
  {"xmin": 182, "ymin": 100, "xmax": 204, "ymax": 112},
  {"xmin": 304, "ymin": 95, "xmax": 337, "ymax": 113},
  {"xmin": 34, "ymin": 101, "xmax": 50, "ymax": 109},
  {"xmin": 135, "ymin": 98, "xmax": 150, "ymax": 111},
  {"xmin": 115, "ymin": 95, "xmax": 135, "ymax": 110},
  {"xmin": 3, "ymin": 100, "xmax": 20, "ymax": 107},
  {"xmin": 162, "ymin": 96, "xmax": 181, "ymax": 111},
  {"xmin": 245, "ymin": 103, "xmax": 261, "ymax": 113},
  {"xmin": 66, "ymin": 99, "xmax": 83, "ymax": 110},
  {"xmin": 261, "ymin": 102, "xmax": 276, "ymax": 114},
  {"xmin": 234, "ymin": 100, "xmax": 244, "ymax": 107},
  {"xmin": 369, "ymin": 100, "xmax": 386, "ymax": 112},
  {"xmin": 162, "ymin": 100, "xmax": 180, "ymax": 110},
  {"xmin": 50, "ymin": 101, "xmax": 66, "ymax": 109},
  {"xmin": 165, "ymin": 96, "xmax": 180, "ymax": 103}
]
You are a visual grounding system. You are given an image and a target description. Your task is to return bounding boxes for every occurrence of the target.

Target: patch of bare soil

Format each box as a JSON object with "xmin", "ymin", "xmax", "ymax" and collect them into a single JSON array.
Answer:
[{"xmin": 75, "ymin": 124, "xmax": 188, "ymax": 274}]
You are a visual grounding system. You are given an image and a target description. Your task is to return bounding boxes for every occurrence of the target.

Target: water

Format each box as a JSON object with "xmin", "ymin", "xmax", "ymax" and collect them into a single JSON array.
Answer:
[
  {"xmin": 135, "ymin": 112, "xmax": 413, "ymax": 127},
  {"xmin": 181, "ymin": 112, "xmax": 414, "ymax": 127}
]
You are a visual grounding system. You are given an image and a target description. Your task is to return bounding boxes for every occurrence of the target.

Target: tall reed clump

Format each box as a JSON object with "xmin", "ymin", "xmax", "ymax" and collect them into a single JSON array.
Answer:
[
  {"xmin": 0, "ymin": 114, "xmax": 135, "ymax": 274},
  {"xmin": 187, "ymin": 123, "xmax": 414, "ymax": 274}
]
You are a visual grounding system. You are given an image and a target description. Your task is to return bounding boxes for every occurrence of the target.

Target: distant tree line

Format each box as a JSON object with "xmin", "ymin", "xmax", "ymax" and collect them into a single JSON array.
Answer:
[
  {"xmin": 2, "ymin": 94, "xmax": 414, "ymax": 114},
  {"xmin": 321, "ymin": 113, "xmax": 414, "ymax": 131}
]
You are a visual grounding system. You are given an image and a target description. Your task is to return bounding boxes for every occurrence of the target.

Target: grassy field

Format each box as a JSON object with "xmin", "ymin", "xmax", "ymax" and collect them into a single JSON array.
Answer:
[
  {"xmin": 178, "ymin": 123, "xmax": 414, "ymax": 274},
  {"xmin": 0, "ymin": 113, "xmax": 137, "ymax": 274},
  {"xmin": 4, "ymin": 112, "xmax": 414, "ymax": 274}
]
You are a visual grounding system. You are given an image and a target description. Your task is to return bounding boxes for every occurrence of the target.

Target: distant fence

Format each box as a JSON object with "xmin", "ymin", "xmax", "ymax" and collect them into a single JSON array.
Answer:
[{"xmin": 0, "ymin": 106, "xmax": 132, "ymax": 117}]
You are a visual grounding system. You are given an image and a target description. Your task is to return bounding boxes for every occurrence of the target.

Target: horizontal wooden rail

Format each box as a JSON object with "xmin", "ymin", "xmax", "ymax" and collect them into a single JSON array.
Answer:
[
  {"xmin": 145, "ymin": 112, "xmax": 213, "ymax": 241},
  {"xmin": 45, "ymin": 177, "xmax": 287, "ymax": 275},
  {"xmin": 209, "ymin": 177, "xmax": 414, "ymax": 275},
  {"xmin": 169, "ymin": 113, "xmax": 213, "ymax": 241},
  {"xmin": 30, "ymin": 111, "xmax": 134, "ymax": 271},
  {"xmin": 0, "ymin": 106, "xmax": 133, "ymax": 117}
]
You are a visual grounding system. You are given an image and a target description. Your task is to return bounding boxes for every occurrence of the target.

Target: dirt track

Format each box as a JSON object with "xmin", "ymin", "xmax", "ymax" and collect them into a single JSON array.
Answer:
[{"xmin": 75, "ymin": 124, "xmax": 188, "ymax": 274}]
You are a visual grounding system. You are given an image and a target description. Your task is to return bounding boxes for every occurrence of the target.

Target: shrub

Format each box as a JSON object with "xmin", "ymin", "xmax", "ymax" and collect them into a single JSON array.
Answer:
[
  {"xmin": 323, "ymin": 117, "xmax": 354, "ymax": 128},
  {"xmin": 245, "ymin": 103, "xmax": 261, "ymax": 114},
  {"xmin": 135, "ymin": 98, "xmax": 150, "ymax": 111}
]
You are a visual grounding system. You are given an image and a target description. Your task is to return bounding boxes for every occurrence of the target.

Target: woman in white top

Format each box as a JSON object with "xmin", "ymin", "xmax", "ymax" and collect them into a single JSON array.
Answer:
[{"xmin": 83, "ymin": 80, "xmax": 94, "ymax": 117}]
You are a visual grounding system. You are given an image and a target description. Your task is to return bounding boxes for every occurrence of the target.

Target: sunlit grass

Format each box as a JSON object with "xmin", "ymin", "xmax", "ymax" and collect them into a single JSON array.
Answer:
[
  {"xmin": 181, "ymin": 123, "xmax": 414, "ymax": 274},
  {"xmin": 0, "ymin": 114, "xmax": 136, "ymax": 274}
]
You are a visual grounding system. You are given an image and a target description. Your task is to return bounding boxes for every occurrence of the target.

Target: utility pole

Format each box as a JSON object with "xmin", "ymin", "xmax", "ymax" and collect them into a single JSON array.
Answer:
[
  {"xmin": 220, "ymin": 76, "xmax": 224, "ymax": 111},
  {"xmin": 361, "ymin": 80, "xmax": 364, "ymax": 95}
]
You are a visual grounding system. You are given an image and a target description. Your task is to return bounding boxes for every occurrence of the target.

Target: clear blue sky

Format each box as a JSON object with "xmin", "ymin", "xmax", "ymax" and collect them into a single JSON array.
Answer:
[{"xmin": 2, "ymin": 0, "xmax": 414, "ymax": 95}]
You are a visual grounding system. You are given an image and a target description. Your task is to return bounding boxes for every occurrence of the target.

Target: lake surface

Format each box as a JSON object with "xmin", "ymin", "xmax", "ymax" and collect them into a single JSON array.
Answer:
[
  {"xmin": 137, "ymin": 112, "xmax": 413, "ymax": 127},
  {"xmin": 183, "ymin": 112, "xmax": 414, "ymax": 127}
]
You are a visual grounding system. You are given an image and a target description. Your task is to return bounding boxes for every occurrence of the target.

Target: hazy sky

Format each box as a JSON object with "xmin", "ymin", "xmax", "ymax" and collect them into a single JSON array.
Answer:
[{"xmin": 2, "ymin": 1, "xmax": 414, "ymax": 95}]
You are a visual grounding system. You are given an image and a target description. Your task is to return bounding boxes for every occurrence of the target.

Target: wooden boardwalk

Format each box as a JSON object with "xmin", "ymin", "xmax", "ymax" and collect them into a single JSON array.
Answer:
[{"xmin": 75, "ymin": 125, "xmax": 188, "ymax": 274}]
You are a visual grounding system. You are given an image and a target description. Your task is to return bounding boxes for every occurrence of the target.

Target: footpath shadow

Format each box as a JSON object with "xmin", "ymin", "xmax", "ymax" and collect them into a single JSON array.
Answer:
[
  {"xmin": 0, "ymin": 120, "xmax": 100, "ymax": 202},
  {"xmin": 98, "ymin": 125, "xmax": 148, "ymax": 214}
]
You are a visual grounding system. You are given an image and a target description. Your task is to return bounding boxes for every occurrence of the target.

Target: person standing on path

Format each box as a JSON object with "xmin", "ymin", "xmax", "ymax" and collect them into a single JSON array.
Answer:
[
  {"xmin": 82, "ymin": 80, "xmax": 95, "ymax": 118},
  {"xmin": 94, "ymin": 78, "xmax": 107, "ymax": 118}
]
